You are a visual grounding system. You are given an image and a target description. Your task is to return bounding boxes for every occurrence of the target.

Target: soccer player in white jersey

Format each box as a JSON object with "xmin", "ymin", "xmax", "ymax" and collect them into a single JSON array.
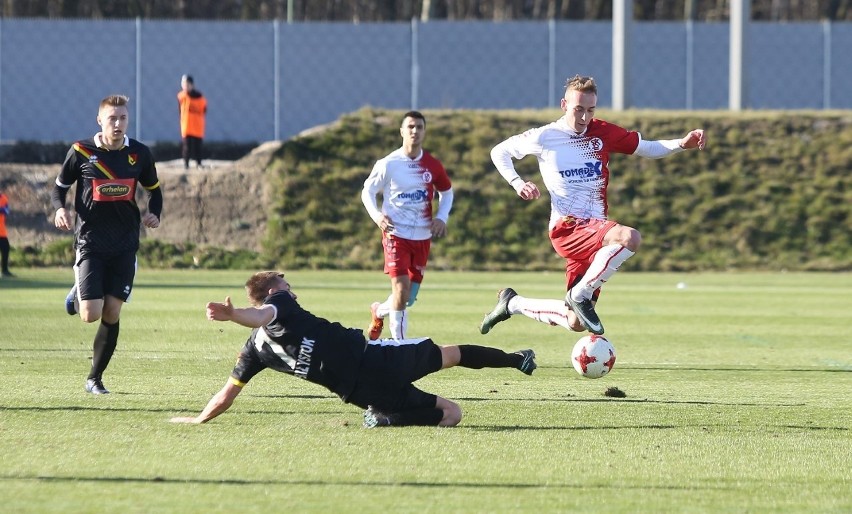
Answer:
[
  {"xmin": 362, "ymin": 111, "xmax": 454, "ymax": 340},
  {"xmin": 480, "ymin": 75, "xmax": 706, "ymax": 336}
]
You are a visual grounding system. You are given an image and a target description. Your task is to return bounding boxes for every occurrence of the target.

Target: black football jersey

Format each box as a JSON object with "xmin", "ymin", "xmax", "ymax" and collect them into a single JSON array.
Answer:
[
  {"xmin": 57, "ymin": 136, "xmax": 160, "ymax": 255},
  {"xmin": 231, "ymin": 291, "xmax": 367, "ymax": 400}
]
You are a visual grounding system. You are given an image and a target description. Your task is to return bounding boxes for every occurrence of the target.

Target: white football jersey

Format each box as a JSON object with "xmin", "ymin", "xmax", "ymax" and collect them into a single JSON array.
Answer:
[
  {"xmin": 492, "ymin": 117, "xmax": 640, "ymax": 229},
  {"xmin": 363, "ymin": 148, "xmax": 452, "ymax": 241}
]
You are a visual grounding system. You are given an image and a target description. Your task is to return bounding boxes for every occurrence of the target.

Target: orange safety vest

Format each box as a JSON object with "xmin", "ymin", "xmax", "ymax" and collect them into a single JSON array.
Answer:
[
  {"xmin": 0, "ymin": 193, "xmax": 8, "ymax": 238},
  {"xmin": 177, "ymin": 91, "xmax": 207, "ymax": 138}
]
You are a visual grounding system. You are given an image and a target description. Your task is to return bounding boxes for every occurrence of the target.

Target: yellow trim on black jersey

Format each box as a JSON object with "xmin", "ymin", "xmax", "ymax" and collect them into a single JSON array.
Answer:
[
  {"xmin": 73, "ymin": 142, "xmax": 116, "ymax": 179},
  {"xmin": 229, "ymin": 376, "xmax": 246, "ymax": 388}
]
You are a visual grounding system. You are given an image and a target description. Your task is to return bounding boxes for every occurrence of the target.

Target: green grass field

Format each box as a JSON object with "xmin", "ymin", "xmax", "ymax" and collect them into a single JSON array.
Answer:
[{"xmin": 1, "ymin": 269, "xmax": 849, "ymax": 513}]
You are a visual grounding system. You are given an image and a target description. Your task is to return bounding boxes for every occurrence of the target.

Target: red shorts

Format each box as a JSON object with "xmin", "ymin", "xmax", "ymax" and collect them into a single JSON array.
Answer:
[
  {"xmin": 549, "ymin": 217, "xmax": 617, "ymax": 298},
  {"xmin": 382, "ymin": 234, "xmax": 430, "ymax": 283}
]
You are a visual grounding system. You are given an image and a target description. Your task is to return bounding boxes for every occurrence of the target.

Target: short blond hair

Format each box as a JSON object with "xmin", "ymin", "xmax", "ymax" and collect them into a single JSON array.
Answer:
[
  {"xmin": 245, "ymin": 271, "xmax": 284, "ymax": 306},
  {"xmin": 99, "ymin": 94, "xmax": 129, "ymax": 110},
  {"xmin": 565, "ymin": 75, "xmax": 597, "ymax": 95}
]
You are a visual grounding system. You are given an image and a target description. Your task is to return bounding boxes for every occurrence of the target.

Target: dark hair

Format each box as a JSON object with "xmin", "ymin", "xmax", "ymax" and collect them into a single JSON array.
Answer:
[
  {"xmin": 182, "ymin": 74, "xmax": 194, "ymax": 84},
  {"xmin": 402, "ymin": 110, "xmax": 426, "ymax": 125}
]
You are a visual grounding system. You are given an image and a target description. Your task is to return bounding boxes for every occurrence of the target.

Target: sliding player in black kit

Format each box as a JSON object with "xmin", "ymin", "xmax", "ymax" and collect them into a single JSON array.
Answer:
[{"xmin": 170, "ymin": 271, "xmax": 537, "ymax": 428}]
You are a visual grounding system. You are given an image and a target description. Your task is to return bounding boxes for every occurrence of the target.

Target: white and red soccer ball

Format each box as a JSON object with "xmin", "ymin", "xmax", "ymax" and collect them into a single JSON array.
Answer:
[{"xmin": 571, "ymin": 334, "xmax": 616, "ymax": 379}]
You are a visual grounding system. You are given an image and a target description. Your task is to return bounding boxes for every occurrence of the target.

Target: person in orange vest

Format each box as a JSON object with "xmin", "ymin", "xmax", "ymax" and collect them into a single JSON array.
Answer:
[
  {"xmin": 177, "ymin": 74, "xmax": 207, "ymax": 169},
  {"xmin": 0, "ymin": 190, "xmax": 13, "ymax": 277}
]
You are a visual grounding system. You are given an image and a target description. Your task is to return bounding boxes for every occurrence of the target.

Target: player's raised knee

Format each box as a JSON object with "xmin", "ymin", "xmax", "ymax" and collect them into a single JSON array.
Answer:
[
  {"xmin": 628, "ymin": 227, "xmax": 642, "ymax": 250},
  {"xmin": 606, "ymin": 224, "xmax": 641, "ymax": 251}
]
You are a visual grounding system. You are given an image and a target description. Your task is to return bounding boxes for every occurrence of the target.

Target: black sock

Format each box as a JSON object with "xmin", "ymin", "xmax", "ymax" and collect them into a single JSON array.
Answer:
[
  {"xmin": 0, "ymin": 237, "xmax": 10, "ymax": 272},
  {"xmin": 458, "ymin": 345, "xmax": 520, "ymax": 369},
  {"xmin": 387, "ymin": 408, "xmax": 444, "ymax": 426},
  {"xmin": 88, "ymin": 320, "xmax": 119, "ymax": 380}
]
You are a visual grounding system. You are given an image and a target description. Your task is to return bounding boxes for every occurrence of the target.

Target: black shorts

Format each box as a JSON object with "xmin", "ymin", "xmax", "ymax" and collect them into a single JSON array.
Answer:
[
  {"xmin": 346, "ymin": 337, "xmax": 443, "ymax": 412},
  {"xmin": 74, "ymin": 250, "xmax": 137, "ymax": 302}
]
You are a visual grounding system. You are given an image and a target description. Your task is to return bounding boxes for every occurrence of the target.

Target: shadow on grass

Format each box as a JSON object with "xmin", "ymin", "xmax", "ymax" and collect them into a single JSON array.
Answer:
[
  {"xmin": 466, "ymin": 424, "xmax": 679, "ymax": 431},
  {"xmin": 0, "ymin": 278, "xmax": 238, "ymax": 291},
  {"xmin": 0, "ymin": 278, "xmax": 69, "ymax": 290},
  {"xmin": 455, "ymin": 396, "xmax": 807, "ymax": 407},
  {"xmin": 0, "ymin": 474, "xmax": 731, "ymax": 490},
  {"xmin": 631, "ymin": 366, "xmax": 851, "ymax": 373},
  {"xmin": 466, "ymin": 423, "xmax": 846, "ymax": 432},
  {"xmin": 779, "ymin": 425, "xmax": 848, "ymax": 431},
  {"xmin": 0, "ymin": 347, "xmax": 87, "ymax": 352},
  {"xmin": 3, "ymin": 404, "xmax": 846, "ymax": 432},
  {"xmin": 0, "ymin": 403, "xmax": 346, "ymax": 416},
  {"xmin": 0, "ymin": 393, "xmax": 810, "ymax": 415}
]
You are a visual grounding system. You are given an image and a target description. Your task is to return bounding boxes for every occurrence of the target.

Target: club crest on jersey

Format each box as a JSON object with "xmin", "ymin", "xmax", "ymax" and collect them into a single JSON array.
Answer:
[
  {"xmin": 128, "ymin": 154, "xmax": 138, "ymax": 166},
  {"xmin": 422, "ymin": 170, "xmax": 433, "ymax": 183},
  {"xmin": 588, "ymin": 138, "xmax": 604, "ymax": 152}
]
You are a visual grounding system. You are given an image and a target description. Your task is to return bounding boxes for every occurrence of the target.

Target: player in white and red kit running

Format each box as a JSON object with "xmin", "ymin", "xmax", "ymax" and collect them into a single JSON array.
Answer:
[
  {"xmin": 480, "ymin": 75, "xmax": 705, "ymax": 336},
  {"xmin": 362, "ymin": 111, "xmax": 453, "ymax": 340}
]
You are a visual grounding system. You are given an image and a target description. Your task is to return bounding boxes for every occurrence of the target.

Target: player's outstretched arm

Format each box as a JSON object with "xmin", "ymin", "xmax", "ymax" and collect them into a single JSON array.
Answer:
[
  {"xmin": 635, "ymin": 129, "xmax": 706, "ymax": 159},
  {"xmin": 206, "ymin": 296, "xmax": 275, "ymax": 328},
  {"xmin": 679, "ymin": 129, "xmax": 706, "ymax": 150},
  {"xmin": 170, "ymin": 380, "xmax": 242, "ymax": 424}
]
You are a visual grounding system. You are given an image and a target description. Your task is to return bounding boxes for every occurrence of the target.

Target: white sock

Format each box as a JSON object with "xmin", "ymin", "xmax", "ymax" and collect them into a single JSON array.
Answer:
[
  {"xmin": 376, "ymin": 294, "xmax": 394, "ymax": 318},
  {"xmin": 571, "ymin": 244, "xmax": 635, "ymax": 301},
  {"xmin": 389, "ymin": 310, "xmax": 407, "ymax": 339},
  {"xmin": 510, "ymin": 296, "xmax": 574, "ymax": 331}
]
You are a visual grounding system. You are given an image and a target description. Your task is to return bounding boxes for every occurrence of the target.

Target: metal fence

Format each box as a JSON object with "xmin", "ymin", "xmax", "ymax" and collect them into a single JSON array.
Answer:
[{"xmin": 0, "ymin": 18, "xmax": 850, "ymax": 144}]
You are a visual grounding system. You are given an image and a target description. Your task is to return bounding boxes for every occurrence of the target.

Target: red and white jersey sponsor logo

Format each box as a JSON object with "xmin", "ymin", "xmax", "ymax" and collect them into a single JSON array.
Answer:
[{"xmin": 92, "ymin": 178, "xmax": 136, "ymax": 202}]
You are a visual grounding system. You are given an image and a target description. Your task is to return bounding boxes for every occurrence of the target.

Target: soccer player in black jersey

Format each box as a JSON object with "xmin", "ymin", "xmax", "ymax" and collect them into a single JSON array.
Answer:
[
  {"xmin": 52, "ymin": 94, "xmax": 163, "ymax": 395},
  {"xmin": 170, "ymin": 271, "xmax": 537, "ymax": 427}
]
